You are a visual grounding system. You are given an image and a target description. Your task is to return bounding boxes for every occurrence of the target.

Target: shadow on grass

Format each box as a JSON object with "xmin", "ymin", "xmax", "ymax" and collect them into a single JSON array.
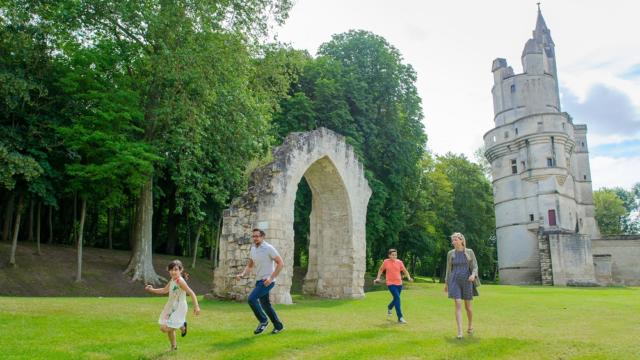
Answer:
[
  {"xmin": 210, "ymin": 328, "xmax": 387, "ymax": 355},
  {"xmin": 210, "ymin": 334, "xmax": 259, "ymax": 351}
]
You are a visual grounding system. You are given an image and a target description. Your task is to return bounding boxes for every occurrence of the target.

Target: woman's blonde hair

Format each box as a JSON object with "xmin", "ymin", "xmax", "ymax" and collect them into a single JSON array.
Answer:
[{"xmin": 450, "ymin": 232, "xmax": 466, "ymax": 248}]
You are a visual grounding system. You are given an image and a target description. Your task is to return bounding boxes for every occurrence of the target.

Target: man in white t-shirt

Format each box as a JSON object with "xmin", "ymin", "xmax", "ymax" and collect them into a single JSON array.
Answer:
[{"xmin": 236, "ymin": 228, "xmax": 285, "ymax": 334}]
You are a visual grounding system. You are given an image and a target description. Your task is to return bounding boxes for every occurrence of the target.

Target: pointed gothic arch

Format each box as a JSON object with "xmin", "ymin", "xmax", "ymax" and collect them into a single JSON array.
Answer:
[{"xmin": 212, "ymin": 128, "xmax": 371, "ymax": 304}]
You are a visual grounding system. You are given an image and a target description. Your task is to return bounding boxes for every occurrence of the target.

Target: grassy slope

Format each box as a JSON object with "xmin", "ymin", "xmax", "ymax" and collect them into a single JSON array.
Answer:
[
  {"xmin": 1, "ymin": 283, "xmax": 639, "ymax": 359},
  {"xmin": 0, "ymin": 243, "xmax": 214, "ymax": 297}
]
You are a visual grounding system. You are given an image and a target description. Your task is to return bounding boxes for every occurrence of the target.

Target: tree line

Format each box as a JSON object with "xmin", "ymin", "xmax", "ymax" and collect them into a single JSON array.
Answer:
[{"xmin": 0, "ymin": 1, "xmax": 497, "ymax": 285}]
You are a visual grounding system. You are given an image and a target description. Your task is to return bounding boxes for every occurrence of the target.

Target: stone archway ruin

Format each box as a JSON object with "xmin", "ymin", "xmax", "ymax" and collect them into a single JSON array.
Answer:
[{"xmin": 212, "ymin": 128, "xmax": 371, "ymax": 304}]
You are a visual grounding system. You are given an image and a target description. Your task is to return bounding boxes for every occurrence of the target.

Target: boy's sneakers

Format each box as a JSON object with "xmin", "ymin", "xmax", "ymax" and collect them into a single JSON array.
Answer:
[
  {"xmin": 254, "ymin": 321, "xmax": 269, "ymax": 335},
  {"xmin": 181, "ymin": 322, "xmax": 187, "ymax": 337},
  {"xmin": 398, "ymin": 317, "xmax": 407, "ymax": 324},
  {"xmin": 271, "ymin": 325, "xmax": 285, "ymax": 334}
]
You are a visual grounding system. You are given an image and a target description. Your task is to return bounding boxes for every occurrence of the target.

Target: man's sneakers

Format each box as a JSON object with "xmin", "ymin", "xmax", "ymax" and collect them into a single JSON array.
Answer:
[
  {"xmin": 387, "ymin": 309, "xmax": 392, "ymax": 318},
  {"xmin": 254, "ymin": 321, "xmax": 269, "ymax": 335},
  {"xmin": 271, "ymin": 325, "xmax": 285, "ymax": 334},
  {"xmin": 398, "ymin": 317, "xmax": 407, "ymax": 324}
]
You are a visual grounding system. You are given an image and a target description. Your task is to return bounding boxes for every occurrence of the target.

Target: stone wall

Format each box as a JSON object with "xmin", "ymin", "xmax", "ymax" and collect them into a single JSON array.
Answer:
[
  {"xmin": 547, "ymin": 232, "xmax": 596, "ymax": 286},
  {"xmin": 211, "ymin": 128, "xmax": 371, "ymax": 304},
  {"xmin": 592, "ymin": 236, "xmax": 640, "ymax": 286},
  {"xmin": 538, "ymin": 233, "xmax": 553, "ymax": 285}
]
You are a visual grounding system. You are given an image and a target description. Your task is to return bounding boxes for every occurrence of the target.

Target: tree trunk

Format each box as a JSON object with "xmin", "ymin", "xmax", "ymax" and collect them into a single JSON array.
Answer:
[
  {"xmin": 2, "ymin": 193, "xmax": 15, "ymax": 243},
  {"xmin": 36, "ymin": 202, "xmax": 41, "ymax": 255},
  {"xmin": 191, "ymin": 222, "xmax": 203, "ymax": 269},
  {"xmin": 75, "ymin": 198, "xmax": 87, "ymax": 282},
  {"xmin": 28, "ymin": 198, "xmax": 34, "ymax": 242},
  {"xmin": 107, "ymin": 208, "xmax": 113, "ymax": 250},
  {"xmin": 124, "ymin": 177, "xmax": 163, "ymax": 285},
  {"xmin": 48, "ymin": 205, "xmax": 53, "ymax": 244},
  {"xmin": 9, "ymin": 193, "xmax": 25, "ymax": 266}
]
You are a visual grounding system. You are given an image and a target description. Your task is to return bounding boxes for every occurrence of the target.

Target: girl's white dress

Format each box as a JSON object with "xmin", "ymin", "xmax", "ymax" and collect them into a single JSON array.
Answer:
[{"xmin": 158, "ymin": 277, "xmax": 188, "ymax": 329}]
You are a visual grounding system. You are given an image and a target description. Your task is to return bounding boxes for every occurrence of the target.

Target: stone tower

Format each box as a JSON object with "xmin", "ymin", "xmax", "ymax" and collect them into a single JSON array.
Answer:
[{"xmin": 484, "ymin": 7, "xmax": 600, "ymax": 284}]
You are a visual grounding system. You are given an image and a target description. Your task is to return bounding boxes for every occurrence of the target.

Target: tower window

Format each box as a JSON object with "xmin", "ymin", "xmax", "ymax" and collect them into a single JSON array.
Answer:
[
  {"xmin": 492, "ymin": 135, "xmax": 496, "ymax": 142},
  {"xmin": 583, "ymin": 175, "xmax": 587, "ymax": 180},
  {"xmin": 515, "ymin": 128, "xmax": 519, "ymax": 135},
  {"xmin": 521, "ymin": 161, "xmax": 526, "ymax": 169},
  {"xmin": 547, "ymin": 158, "xmax": 554, "ymax": 167},
  {"xmin": 511, "ymin": 159, "xmax": 517, "ymax": 174},
  {"xmin": 529, "ymin": 214, "xmax": 534, "ymax": 222},
  {"xmin": 504, "ymin": 131, "xmax": 509, "ymax": 139},
  {"xmin": 562, "ymin": 122, "xmax": 565, "ymax": 129},
  {"xmin": 582, "ymin": 142, "xmax": 585, "ymax": 147},
  {"xmin": 510, "ymin": 84, "xmax": 516, "ymax": 93}
]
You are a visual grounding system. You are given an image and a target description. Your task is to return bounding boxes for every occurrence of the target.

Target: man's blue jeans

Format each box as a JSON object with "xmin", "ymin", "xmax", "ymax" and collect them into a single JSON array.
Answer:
[
  {"xmin": 248, "ymin": 280, "xmax": 283, "ymax": 329},
  {"xmin": 387, "ymin": 284, "xmax": 403, "ymax": 320}
]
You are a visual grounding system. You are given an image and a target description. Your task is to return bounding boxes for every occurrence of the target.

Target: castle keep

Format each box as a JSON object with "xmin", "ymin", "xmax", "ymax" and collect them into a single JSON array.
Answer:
[{"xmin": 483, "ymin": 8, "xmax": 640, "ymax": 286}]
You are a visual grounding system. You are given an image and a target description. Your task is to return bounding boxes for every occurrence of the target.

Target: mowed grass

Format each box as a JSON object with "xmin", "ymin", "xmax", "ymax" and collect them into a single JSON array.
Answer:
[{"xmin": 1, "ymin": 282, "xmax": 638, "ymax": 360}]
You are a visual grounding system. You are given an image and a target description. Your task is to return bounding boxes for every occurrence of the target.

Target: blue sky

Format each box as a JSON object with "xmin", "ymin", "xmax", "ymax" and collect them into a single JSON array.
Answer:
[{"xmin": 275, "ymin": 0, "xmax": 640, "ymax": 189}]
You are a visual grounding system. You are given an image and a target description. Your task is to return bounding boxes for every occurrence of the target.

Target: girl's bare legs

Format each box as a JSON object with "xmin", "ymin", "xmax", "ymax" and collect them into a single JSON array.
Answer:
[
  {"xmin": 464, "ymin": 300, "xmax": 473, "ymax": 333},
  {"xmin": 454, "ymin": 299, "xmax": 463, "ymax": 337},
  {"xmin": 160, "ymin": 325, "xmax": 177, "ymax": 350},
  {"xmin": 168, "ymin": 329, "xmax": 177, "ymax": 350}
]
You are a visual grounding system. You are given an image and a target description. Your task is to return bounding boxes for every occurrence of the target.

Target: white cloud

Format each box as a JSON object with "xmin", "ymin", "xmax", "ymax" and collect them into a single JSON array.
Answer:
[
  {"xmin": 588, "ymin": 133, "xmax": 640, "ymax": 147},
  {"xmin": 591, "ymin": 156, "xmax": 640, "ymax": 190},
  {"xmin": 275, "ymin": 0, "xmax": 640, "ymax": 189}
]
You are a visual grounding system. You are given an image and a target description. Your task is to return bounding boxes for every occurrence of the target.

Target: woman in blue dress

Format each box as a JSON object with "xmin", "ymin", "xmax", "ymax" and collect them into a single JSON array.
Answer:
[{"xmin": 444, "ymin": 232, "xmax": 480, "ymax": 339}]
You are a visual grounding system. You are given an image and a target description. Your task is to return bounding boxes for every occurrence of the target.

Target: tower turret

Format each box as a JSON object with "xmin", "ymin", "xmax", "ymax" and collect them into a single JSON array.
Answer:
[{"xmin": 483, "ymin": 6, "xmax": 599, "ymax": 285}]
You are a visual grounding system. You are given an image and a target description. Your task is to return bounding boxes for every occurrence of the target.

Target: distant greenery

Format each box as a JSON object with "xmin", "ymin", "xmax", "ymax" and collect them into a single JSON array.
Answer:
[
  {"xmin": 1, "ymin": 284, "xmax": 638, "ymax": 359},
  {"xmin": 1, "ymin": 2, "xmax": 495, "ymax": 281},
  {"xmin": 594, "ymin": 184, "xmax": 640, "ymax": 235}
]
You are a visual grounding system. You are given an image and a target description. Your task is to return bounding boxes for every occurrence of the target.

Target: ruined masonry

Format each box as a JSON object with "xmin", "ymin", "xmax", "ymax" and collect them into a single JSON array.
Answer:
[{"xmin": 212, "ymin": 128, "xmax": 371, "ymax": 304}]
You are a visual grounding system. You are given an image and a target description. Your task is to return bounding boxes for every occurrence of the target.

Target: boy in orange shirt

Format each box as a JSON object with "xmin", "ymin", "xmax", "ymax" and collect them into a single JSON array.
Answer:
[{"xmin": 374, "ymin": 248, "xmax": 413, "ymax": 323}]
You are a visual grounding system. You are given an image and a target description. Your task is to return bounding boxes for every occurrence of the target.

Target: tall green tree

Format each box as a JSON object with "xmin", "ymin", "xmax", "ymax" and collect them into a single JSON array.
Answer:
[
  {"xmin": 435, "ymin": 153, "xmax": 496, "ymax": 279},
  {"xmin": 56, "ymin": 40, "xmax": 157, "ymax": 281},
  {"xmin": 28, "ymin": 0, "xmax": 296, "ymax": 283},
  {"xmin": 398, "ymin": 152, "xmax": 453, "ymax": 275},
  {"xmin": 612, "ymin": 185, "xmax": 640, "ymax": 234},
  {"xmin": 594, "ymin": 188, "xmax": 627, "ymax": 235},
  {"xmin": 0, "ymin": 6, "xmax": 62, "ymax": 264},
  {"xmin": 272, "ymin": 30, "xmax": 427, "ymax": 265}
]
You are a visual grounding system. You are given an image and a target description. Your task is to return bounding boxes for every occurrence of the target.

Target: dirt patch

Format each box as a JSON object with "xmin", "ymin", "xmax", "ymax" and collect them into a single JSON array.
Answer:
[{"xmin": 0, "ymin": 242, "xmax": 214, "ymax": 297}]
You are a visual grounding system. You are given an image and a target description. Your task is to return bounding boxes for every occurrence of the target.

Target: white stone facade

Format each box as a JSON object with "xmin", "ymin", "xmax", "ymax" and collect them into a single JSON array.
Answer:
[
  {"xmin": 484, "ymin": 9, "xmax": 600, "ymax": 284},
  {"xmin": 212, "ymin": 128, "xmax": 371, "ymax": 304}
]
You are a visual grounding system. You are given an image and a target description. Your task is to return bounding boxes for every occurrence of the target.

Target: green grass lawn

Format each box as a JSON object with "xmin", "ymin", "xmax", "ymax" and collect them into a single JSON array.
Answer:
[{"xmin": 1, "ymin": 282, "xmax": 638, "ymax": 359}]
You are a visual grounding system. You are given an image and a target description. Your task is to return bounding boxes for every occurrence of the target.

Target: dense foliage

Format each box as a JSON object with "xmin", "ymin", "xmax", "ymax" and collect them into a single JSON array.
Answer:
[
  {"xmin": 594, "ymin": 184, "xmax": 640, "ymax": 235},
  {"xmin": 1, "ymin": 3, "xmax": 496, "ymax": 282}
]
